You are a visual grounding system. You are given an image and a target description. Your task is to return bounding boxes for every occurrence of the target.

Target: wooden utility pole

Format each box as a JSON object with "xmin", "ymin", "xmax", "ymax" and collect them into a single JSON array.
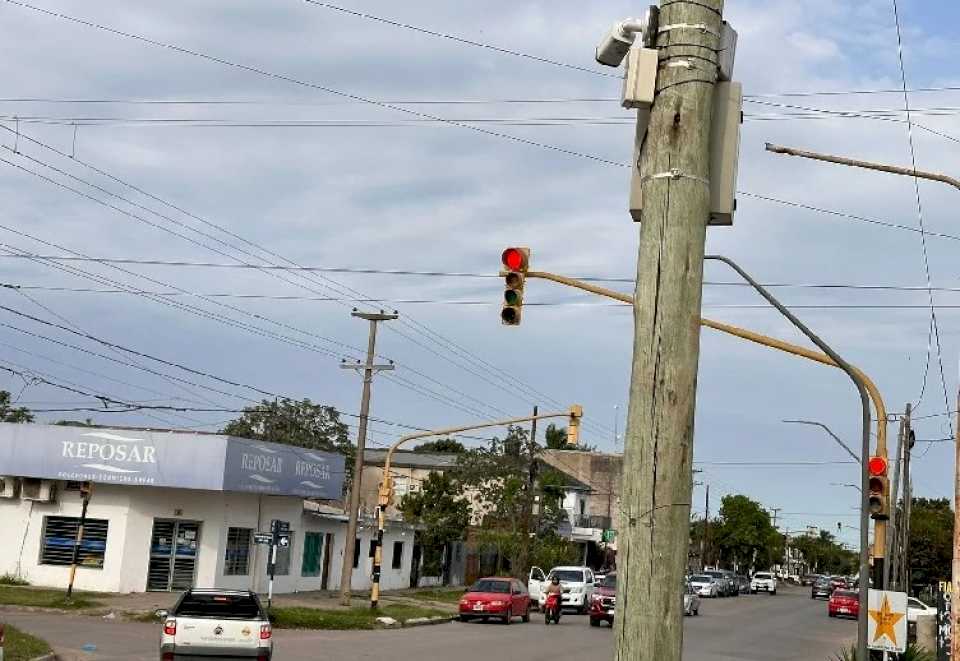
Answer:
[
  {"xmin": 613, "ymin": 0, "xmax": 723, "ymax": 658},
  {"xmin": 338, "ymin": 310, "xmax": 396, "ymax": 606}
]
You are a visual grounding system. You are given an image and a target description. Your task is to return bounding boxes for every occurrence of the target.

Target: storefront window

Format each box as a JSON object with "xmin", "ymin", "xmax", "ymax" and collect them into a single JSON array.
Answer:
[
  {"xmin": 40, "ymin": 516, "xmax": 108, "ymax": 568},
  {"xmin": 224, "ymin": 527, "xmax": 252, "ymax": 576}
]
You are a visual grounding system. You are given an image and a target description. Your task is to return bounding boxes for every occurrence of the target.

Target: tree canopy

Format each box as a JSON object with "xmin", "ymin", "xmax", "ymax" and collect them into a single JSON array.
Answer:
[
  {"xmin": 0, "ymin": 391, "xmax": 33, "ymax": 423},
  {"xmin": 413, "ymin": 438, "xmax": 466, "ymax": 454},
  {"xmin": 544, "ymin": 423, "xmax": 596, "ymax": 452},
  {"xmin": 790, "ymin": 530, "xmax": 856, "ymax": 576},
  {"xmin": 712, "ymin": 494, "xmax": 781, "ymax": 571},
  {"xmin": 221, "ymin": 398, "xmax": 349, "ymax": 451},
  {"xmin": 908, "ymin": 497, "xmax": 953, "ymax": 588},
  {"xmin": 400, "ymin": 471, "xmax": 470, "ymax": 576}
]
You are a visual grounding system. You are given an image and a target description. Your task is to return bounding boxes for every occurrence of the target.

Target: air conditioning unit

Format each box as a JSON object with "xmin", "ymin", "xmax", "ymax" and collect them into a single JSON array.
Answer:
[
  {"xmin": 0, "ymin": 476, "xmax": 18, "ymax": 498},
  {"xmin": 20, "ymin": 478, "xmax": 57, "ymax": 502}
]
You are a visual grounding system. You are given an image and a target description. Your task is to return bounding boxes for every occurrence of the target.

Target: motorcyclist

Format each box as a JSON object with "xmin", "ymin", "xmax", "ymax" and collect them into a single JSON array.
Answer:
[{"xmin": 545, "ymin": 575, "xmax": 563, "ymax": 604}]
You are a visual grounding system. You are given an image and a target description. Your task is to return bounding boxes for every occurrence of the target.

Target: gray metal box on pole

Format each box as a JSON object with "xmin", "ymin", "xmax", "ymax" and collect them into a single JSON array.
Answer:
[{"xmin": 629, "ymin": 80, "xmax": 742, "ymax": 226}]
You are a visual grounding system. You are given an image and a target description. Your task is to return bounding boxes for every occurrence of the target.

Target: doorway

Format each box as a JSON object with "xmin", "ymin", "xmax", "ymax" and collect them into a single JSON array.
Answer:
[{"xmin": 147, "ymin": 519, "xmax": 201, "ymax": 591}]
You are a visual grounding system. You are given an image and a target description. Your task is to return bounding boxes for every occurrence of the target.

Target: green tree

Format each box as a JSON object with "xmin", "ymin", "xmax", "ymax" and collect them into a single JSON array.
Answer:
[
  {"xmin": 413, "ymin": 438, "xmax": 466, "ymax": 454},
  {"xmin": 790, "ymin": 530, "xmax": 856, "ymax": 576},
  {"xmin": 400, "ymin": 471, "xmax": 471, "ymax": 576},
  {"xmin": 55, "ymin": 418, "xmax": 95, "ymax": 427},
  {"xmin": 456, "ymin": 425, "xmax": 570, "ymax": 576},
  {"xmin": 0, "ymin": 391, "xmax": 33, "ymax": 423},
  {"xmin": 543, "ymin": 423, "xmax": 596, "ymax": 452},
  {"xmin": 908, "ymin": 497, "xmax": 953, "ymax": 589},
  {"xmin": 713, "ymin": 494, "xmax": 778, "ymax": 571}
]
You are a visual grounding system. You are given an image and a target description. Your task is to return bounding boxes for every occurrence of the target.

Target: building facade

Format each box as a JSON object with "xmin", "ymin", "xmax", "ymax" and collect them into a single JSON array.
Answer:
[{"xmin": 0, "ymin": 423, "xmax": 418, "ymax": 594}]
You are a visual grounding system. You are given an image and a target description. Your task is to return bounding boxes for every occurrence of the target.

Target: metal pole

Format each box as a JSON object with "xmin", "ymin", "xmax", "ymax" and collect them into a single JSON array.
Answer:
[
  {"xmin": 339, "ymin": 311, "xmax": 396, "ymax": 606},
  {"xmin": 703, "ymin": 255, "xmax": 872, "ymax": 661},
  {"xmin": 951, "ymin": 388, "xmax": 960, "ymax": 659},
  {"xmin": 782, "ymin": 420, "xmax": 860, "ymax": 463},
  {"xmin": 268, "ymin": 543, "xmax": 277, "ymax": 609},
  {"xmin": 901, "ymin": 407, "xmax": 913, "ymax": 594},
  {"xmin": 66, "ymin": 481, "xmax": 92, "ymax": 598},
  {"xmin": 886, "ymin": 410, "xmax": 906, "ymax": 590},
  {"xmin": 765, "ymin": 142, "xmax": 960, "ymax": 192},
  {"xmin": 369, "ymin": 409, "xmax": 576, "ymax": 608}
]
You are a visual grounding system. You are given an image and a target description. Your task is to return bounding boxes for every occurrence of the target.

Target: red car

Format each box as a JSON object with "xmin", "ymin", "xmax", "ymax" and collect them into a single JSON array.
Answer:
[
  {"xmin": 828, "ymin": 589, "xmax": 859, "ymax": 619},
  {"xmin": 459, "ymin": 577, "xmax": 531, "ymax": 624},
  {"xmin": 589, "ymin": 573, "xmax": 617, "ymax": 627}
]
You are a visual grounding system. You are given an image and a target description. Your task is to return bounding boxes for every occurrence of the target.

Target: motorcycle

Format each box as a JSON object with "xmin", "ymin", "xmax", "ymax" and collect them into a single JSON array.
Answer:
[{"xmin": 543, "ymin": 592, "xmax": 562, "ymax": 625}]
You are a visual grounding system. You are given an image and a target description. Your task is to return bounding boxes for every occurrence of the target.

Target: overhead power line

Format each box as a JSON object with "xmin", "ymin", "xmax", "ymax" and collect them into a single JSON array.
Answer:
[
  {"xmin": 302, "ymin": 1, "xmax": 619, "ymax": 79},
  {"xmin": 3, "ymin": 0, "xmax": 624, "ymax": 168}
]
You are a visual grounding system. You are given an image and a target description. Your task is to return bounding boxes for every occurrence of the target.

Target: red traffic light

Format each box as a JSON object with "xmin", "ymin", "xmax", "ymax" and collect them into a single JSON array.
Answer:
[
  {"xmin": 502, "ymin": 247, "xmax": 527, "ymax": 272},
  {"xmin": 868, "ymin": 456, "xmax": 888, "ymax": 476}
]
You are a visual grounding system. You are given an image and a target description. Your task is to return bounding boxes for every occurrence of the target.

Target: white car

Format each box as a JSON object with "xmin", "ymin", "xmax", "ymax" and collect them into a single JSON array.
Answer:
[
  {"xmin": 751, "ymin": 572, "xmax": 777, "ymax": 595},
  {"xmin": 688, "ymin": 574, "xmax": 720, "ymax": 598},
  {"xmin": 158, "ymin": 588, "xmax": 272, "ymax": 660},
  {"xmin": 529, "ymin": 566, "xmax": 596, "ymax": 613},
  {"xmin": 907, "ymin": 597, "xmax": 937, "ymax": 623}
]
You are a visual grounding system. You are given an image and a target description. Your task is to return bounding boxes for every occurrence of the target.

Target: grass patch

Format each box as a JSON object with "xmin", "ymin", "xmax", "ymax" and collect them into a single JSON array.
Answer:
[
  {"xmin": 0, "ymin": 585, "xmax": 100, "ymax": 610},
  {"xmin": 409, "ymin": 589, "xmax": 465, "ymax": 605},
  {"xmin": 271, "ymin": 604, "xmax": 449, "ymax": 630},
  {"xmin": 1, "ymin": 623, "xmax": 52, "ymax": 661},
  {"xmin": 0, "ymin": 574, "xmax": 29, "ymax": 587},
  {"xmin": 127, "ymin": 610, "xmax": 163, "ymax": 623}
]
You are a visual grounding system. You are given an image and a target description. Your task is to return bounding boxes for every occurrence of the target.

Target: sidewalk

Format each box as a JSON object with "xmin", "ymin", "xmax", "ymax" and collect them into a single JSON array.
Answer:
[{"xmin": 2, "ymin": 585, "xmax": 460, "ymax": 618}]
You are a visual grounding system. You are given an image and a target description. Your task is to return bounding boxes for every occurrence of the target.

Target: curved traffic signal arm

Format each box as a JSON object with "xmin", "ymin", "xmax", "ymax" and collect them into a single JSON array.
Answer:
[
  {"xmin": 867, "ymin": 456, "xmax": 890, "ymax": 521},
  {"xmin": 500, "ymin": 247, "xmax": 529, "ymax": 325}
]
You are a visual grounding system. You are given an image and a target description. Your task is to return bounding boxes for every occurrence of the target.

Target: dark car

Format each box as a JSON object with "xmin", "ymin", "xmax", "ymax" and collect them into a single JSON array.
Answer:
[
  {"xmin": 801, "ymin": 574, "xmax": 820, "ymax": 586},
  {"xmin": 458, "ymin": 578, "xmax": 531, "ymax": 624},
  {"xmin": 811, "ymin": 576, "xmax": 833, "ymax": 600},
  {"xmin": 830, "ymin": 576, "xmax": 850, "ymax": 591},
  {"xmin": 736, "ymin": 575, "xmax": 751, "ymax": 594},
  {"xmin": 589, "ymin": 573, "xmax": 616, "ymax": 627}
]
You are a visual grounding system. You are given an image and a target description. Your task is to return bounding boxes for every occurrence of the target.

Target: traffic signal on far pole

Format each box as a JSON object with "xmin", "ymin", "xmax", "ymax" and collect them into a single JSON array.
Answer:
[
  {"xmin": 500, "ymin": 247, "xmax": 530, "ymax": 326},
  {"xmin": 567, "ymin": 404, "xmax": 583, "ymax": 446},
  {"xmin": 867, "ymin": 455, "xmax": 890, "ymax": 520}
]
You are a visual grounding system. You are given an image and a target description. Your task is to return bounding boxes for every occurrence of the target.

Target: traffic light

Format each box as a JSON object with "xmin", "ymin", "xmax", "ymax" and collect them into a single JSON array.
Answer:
[
  {"xmin": 500, "ymin": 247, "xmax": 530, "ymax": 326},
  {"xmin": 867, "ymin": 455, "xmax": 890, "ymax": 521},
  {"xmin": 567, "ymin": 404, "xmax": 583, "ymax": 446}
]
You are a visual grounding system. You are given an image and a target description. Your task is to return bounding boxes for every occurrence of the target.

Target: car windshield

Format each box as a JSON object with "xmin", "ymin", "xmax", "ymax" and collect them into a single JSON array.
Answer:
[
  {"xmin": 600, "ymin": 574, "xmax": 616, "ymax": 588},
  {"xmin": 754, "ymin": 573, "xmax": 772, "ymax": 580},
  {"xmin": 833, "ymin": 590, "xmax": 857, "ymax": 598},
  {"xmin": 703, "ymin": 571, "xmax": 723, "ymax": 578},
  {"xmin": 470, "ymin": 580, "xmax": 510, "ymax": 593},
  {"xmin": 174, "ymin": 593, "xmax": 261, "ymax": 619},
  {"xmin": 691, "ymin": 575, "xmax": 713, "ymax": 583},
  {"xmin": 549, "ymin": 570, "xmax": 584, "ymax": 582}
]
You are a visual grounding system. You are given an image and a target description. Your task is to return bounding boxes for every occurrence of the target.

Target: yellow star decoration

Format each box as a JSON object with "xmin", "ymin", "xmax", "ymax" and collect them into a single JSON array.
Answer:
[{"xmin": 869, "ymin": 595, "xmax": 905, "ymax": 646}]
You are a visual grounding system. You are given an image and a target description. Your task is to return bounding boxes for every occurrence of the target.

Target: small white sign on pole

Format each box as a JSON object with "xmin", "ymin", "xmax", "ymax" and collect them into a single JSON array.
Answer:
[{"xmin": 868, "ymin": 589, "xmax": 908, "ymax": 653}]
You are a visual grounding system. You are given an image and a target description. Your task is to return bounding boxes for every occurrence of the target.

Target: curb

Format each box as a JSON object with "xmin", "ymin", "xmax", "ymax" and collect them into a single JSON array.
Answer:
[
  {"xmin": 402, "ymin": 615, "xmax": 456, "ymax": 628},
  {"xmin": 29, "ymin": 655, "xmax": 58, "ymax": 661}
]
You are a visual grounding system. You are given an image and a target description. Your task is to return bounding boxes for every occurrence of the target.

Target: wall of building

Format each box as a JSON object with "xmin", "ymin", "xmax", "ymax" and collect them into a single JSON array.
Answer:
[
  {"xmin": 0, "ymin": 481, "xmax": 415, "ymax": 594},
  {"xmin": 541, "ymin": 450, "xmax": 622, "ymax": 522}
]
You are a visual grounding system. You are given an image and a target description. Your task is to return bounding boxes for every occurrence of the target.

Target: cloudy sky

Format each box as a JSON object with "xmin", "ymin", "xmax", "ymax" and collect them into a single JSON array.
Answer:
[{"xmin": 1, "ymin": 0, "xmax": 959, "ymax": 547}]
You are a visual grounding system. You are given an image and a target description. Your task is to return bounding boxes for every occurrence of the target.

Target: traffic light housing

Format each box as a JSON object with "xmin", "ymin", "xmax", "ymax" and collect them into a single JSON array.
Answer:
[
  {"xmin": 500, "ymin": 247, "xmax": 530, "ymax": 326},
  {"xmin": 567, "ymin": 404, "xmax": 583, "ymax": 446},
  {"xmin": 867, "ymin": 455, "xmax": 890, "ymax": 521}
]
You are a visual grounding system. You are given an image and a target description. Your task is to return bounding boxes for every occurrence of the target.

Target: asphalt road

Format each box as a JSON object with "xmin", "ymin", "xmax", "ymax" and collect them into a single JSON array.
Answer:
[{"xmin": 1, "ymin": 586, "xmax": 855, "ymax": 661}]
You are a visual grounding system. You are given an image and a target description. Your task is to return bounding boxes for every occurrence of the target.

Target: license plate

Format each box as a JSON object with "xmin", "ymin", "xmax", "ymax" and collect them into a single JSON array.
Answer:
[
  {"xmin": 839, "ymin": 608, "xmax": 849, "ymax": 613},
  {"xmin": 607, "ymin": 609, "xmax": 615, "ymax": 615},
  {"xmin": 473, "ymin": 605, "xmax": 484, "ymax": 611}
]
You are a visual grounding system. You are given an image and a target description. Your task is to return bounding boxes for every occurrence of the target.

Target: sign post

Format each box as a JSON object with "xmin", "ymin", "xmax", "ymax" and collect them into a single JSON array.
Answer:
[
  {"xmin": 267, "ymin": 520, "xmax": 290, "ymax": 609},
  {"xmin": 868, "ymin": 589, "xmax": 908, "ymax": 654}
]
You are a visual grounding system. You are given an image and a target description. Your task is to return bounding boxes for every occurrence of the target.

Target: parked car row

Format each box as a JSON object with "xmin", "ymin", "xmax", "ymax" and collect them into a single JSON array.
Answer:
[{"xmin": 688, "ymin": 569, "xmax": 774, "ymax": 598}]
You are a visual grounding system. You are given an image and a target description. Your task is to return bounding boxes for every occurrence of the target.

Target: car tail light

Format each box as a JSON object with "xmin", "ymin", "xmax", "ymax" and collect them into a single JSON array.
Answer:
[
  {"xmin": 260, "ymin": 623, "xmax": 272, "ymax": 640},
  {"xmin": 163, "ymin": 619, "xmax": 177, "ymax": 636}
]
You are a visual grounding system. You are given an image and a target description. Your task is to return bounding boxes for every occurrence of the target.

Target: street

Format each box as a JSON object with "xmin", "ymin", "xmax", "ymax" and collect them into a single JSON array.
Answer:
[{"xmin": 1, "ymin": 587, "xmax": 854, "ymax": 661}]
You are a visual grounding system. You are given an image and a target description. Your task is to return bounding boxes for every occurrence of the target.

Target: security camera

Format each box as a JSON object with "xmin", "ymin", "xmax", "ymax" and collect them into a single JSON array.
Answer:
[
  {"xmin": 595, "ymin": 7, "xmax": 660, "ymax": 68},
  {"xmin": 595, "ymin": 24, "xmax": 635, "ymax": 67}
]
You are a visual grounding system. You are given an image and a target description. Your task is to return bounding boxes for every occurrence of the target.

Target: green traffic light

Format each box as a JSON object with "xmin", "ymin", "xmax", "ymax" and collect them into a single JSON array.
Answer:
[{"xmin": 504, "ymin": 289, "xmax": 521, "ymax": 306}]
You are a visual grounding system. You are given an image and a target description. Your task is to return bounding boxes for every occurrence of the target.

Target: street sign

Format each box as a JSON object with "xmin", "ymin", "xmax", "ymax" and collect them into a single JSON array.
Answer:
[
  {"xmin": 868, "ymin": 589, "xmax": 907, "ymax": 653},
  {"xmin": 253, "ymin": 533, "xmax": 272, "ymax": 545},
  {"xmin": 602, "ymin": 529, "xmax": 617, "ymax": 543},
  {"xmin": 277, "ymin": 534, "xmax": 290, "ymax": 548},
  {"xmin": 270, "ymin": 520, "xmax": 290, "ymax": 534}
]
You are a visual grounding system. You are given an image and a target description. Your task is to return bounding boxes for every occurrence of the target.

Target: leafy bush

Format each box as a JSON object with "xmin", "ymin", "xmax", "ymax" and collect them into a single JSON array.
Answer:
[{"xmin": 0, "ymin": 573, "xmax": 29, "ymax": 586}]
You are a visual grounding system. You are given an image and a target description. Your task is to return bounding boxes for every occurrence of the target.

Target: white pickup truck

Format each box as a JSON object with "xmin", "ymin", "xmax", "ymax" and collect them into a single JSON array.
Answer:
[
  {"xmin": 158, "ymin": 589, "xmax": 273, "ymax": 660},
  {"xmin": 750, "ymin": 572, "xmax": 777, "ymax": 595}
]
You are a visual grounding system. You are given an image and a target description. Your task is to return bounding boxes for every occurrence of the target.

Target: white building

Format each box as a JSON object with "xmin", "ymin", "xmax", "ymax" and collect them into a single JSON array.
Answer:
[{"xmin": 0, "ymin": 423, "xmax": 417, "ymax": 594}]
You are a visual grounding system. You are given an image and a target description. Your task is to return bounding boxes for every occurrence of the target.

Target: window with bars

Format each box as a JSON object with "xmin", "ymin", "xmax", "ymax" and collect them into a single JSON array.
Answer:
[
  {"xmin": 40, "ymin": 516, "xmax": 108, "ymax": 568},
  {"xmin": 224, "ymin": 527, "xmax": 252, "ymax": 576}
]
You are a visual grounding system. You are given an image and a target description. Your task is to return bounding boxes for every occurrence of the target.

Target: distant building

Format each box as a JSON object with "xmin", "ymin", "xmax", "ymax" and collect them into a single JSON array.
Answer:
[{"xmin": 0, "ymin": 423, "xmax": 418, "ymax": 594}]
